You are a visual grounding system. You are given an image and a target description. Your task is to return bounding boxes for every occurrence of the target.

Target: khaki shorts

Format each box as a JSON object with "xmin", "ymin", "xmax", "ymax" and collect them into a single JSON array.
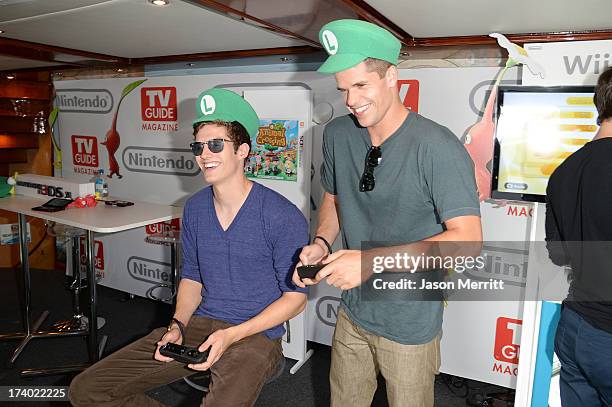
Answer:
[{"xmin": 330, "ymin": 307, "xmax": 441, "ymax": 407}]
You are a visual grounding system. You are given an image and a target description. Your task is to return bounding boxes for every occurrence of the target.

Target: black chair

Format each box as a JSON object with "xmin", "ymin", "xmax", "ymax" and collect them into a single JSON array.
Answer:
[{"xmin": 184, "ymin": 356, "xmax": 287, "ymax": 393}]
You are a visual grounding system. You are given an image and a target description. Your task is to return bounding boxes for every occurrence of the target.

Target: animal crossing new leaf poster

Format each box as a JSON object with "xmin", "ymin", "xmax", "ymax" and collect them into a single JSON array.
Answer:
[{"xmin": 245, "ymin": 119, "xmax": 299, "ymax": 182}]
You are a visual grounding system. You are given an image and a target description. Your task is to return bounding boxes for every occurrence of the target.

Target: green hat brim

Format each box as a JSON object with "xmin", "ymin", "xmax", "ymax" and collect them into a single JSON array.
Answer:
[
  {"xmin": 192, "ymin": 112, "xmax": 258, "ymax": 138},
  {"xmin": 317, "ymin": 53, "xmax": 368, "ymax": 74}
]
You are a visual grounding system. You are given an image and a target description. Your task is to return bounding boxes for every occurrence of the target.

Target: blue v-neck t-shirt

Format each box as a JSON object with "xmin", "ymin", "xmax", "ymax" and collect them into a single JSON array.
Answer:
[{"xmin": 181, "ymin": 182, "xmax": 308, "ymax": 339}]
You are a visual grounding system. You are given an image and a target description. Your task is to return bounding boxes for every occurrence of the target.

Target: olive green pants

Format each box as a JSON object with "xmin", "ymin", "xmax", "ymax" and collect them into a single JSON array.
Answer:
[{"xmin": 69, "ymin": 316, "xmax": 282, "ymax": 407}]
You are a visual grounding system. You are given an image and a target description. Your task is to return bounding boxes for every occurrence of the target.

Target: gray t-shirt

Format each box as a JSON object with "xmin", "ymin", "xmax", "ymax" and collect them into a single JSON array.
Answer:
[{"xmin": 321, "ymin": 112, "xmax": 480, "ymax": 344}]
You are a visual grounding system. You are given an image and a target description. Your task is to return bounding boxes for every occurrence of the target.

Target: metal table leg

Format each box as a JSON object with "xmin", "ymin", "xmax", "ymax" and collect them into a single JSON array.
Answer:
[
  {"xmin": 170, "ymin": 240, "xmax": 178, "ymax": 308},
  {"xmin": 0, "ymin": 216, "xmax": 93, "ymax": 376},
  {"xmin": 0, "ymin": 214, "xmax": 50, "ymax": 363},
  {"xmin": 86, "ymin": 230, "xmax": 99, "ymax": 363}
]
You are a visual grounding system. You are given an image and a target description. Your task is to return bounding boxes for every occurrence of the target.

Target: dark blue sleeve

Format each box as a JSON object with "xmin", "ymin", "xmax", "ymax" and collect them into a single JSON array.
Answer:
[
  {"xmin": 269, "ymin": 203, "xmax": 309, "ymax": 293},
  {"xmin": 180, "ymin": 201, "xmax": 202, "ymax": 284}
]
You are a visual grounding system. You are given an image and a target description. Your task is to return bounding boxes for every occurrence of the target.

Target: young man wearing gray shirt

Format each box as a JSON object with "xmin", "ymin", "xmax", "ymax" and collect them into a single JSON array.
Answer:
[{"xmin": 293, "ymin": 19, "xmax": 482, "ymax": 407}]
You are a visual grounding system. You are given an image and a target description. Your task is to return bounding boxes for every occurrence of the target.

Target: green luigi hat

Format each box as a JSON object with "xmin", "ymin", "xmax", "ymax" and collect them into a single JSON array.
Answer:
[
  {"xmin": 193, "ymin": 88, "xmax": 260, "ymax": 138},
  {"xmin": 317, "ymin": 19, "xmax": 401, "ymax": 74},
  {"xmin": 0, "ymin": 176, "xmax": 10, "ymax": 198}
]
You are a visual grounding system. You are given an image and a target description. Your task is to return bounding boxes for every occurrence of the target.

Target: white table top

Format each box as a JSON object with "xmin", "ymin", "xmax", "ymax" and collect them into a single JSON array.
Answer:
[{"xmin": 0, "ymin": 195, "xmax": 182, "ymax": 233}]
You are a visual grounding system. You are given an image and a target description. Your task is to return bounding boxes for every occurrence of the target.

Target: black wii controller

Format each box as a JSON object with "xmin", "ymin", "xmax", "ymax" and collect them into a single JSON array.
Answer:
[
  {"xmin": 159, "ymin": 343, "xmax": 208, "ymax": 364},
  {"xmin": 297, "ymin": 264, "xmax": 325, "ymax": 280}
]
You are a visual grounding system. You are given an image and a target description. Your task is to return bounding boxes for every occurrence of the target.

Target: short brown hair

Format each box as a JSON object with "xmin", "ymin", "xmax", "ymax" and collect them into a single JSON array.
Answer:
[
  {"xmin": 192, "ymin": 120, "xmax": 251, "ymax": 153},
  {"xmin": 363, "ymin": 57, "xmax": 393, "ymax": 78},
  {"xmin": 594, "ymin": 67, "xmax": 612, "ymax": 125}
]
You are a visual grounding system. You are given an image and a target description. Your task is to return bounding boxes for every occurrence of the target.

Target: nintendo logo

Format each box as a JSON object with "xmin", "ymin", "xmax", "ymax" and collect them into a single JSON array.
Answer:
[
  {"xmin": 463, "ymin": 245, "xmax": 528, "ymax": 287},
  {"xmin": 315, "ymin": 296, "xmax": 340, "ymax": 327},
  {"xmin": 494, "ymin": 317, "xmax": 522, "ymax": 364},
  {"xmin": 141, "ymin": 87, "xmax": 177, "ymax": 122},
  {"xmin": 127, "ymin": 256, "xmax": 171, "ymax": 285},
  {"xmin": 122, "ymin": 146, "xmax": 199, "ymax": 176},
  {"xmin": 56, "ymin": 89, "xmax": 113, "ymax": 114}
]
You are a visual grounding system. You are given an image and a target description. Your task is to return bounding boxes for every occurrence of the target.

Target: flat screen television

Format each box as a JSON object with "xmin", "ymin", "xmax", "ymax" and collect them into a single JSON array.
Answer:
[{"xmin": 492, "ymin": 86, "xmax": 598, "ymax": 202}]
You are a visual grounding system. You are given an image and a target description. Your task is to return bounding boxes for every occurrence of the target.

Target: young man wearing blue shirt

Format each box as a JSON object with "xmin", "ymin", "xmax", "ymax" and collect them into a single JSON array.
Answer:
[{"xmin": 70, "ymin": 88, "xmax": 308, "ymax": 407}]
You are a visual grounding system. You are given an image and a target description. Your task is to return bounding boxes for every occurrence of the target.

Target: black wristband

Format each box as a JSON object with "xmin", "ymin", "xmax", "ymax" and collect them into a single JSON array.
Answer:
[
  {"xmin": 168, "ymin": 317, "xmax": 186, "ymax": 344},
  {"xmin": 313, "ymin": 235, "xmax": 332, "ymax": 255}
]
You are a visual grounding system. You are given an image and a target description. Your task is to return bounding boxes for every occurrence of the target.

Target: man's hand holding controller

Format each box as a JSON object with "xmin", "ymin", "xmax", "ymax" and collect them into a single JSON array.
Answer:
[
  {"xmin": 292, "ymin": 236, "xmax": 332, "ymax": 288},
  {"xmin": 154, "ymin": 319, "xmax": 184, "ymax": 362}
]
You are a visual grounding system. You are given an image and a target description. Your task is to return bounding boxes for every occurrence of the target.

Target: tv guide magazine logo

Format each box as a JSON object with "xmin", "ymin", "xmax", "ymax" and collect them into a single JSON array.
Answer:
[
  {"xmin": 141, "ymin": 87, "xmax": 178, "ymax": 131},
  {"xmin": 492, "ymin": 317, "xmax": 522, "ymax": 376},
  {"xmin": 72, "ymin": 135, "xmax": 99, "ymax": 175}
]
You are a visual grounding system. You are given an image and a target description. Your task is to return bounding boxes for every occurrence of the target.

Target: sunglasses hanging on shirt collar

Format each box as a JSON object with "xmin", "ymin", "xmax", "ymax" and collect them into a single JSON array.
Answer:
[{"xmin": 359, "ymin": 146, "xmax": 382, "ymax": 192}]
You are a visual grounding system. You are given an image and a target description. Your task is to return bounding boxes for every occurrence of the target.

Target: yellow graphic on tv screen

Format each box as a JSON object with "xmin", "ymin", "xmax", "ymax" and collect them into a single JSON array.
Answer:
[
  {"xmin": 566, "ymin": 96, "xmax": 594, "ymax": 106},
  {"xmin": 497, "ymin": 104, "xmax": 597, "ymax": 195}
]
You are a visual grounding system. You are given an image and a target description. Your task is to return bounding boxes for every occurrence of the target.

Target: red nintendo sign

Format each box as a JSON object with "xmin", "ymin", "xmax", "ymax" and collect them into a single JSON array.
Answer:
[
  {"xmin": 141, "ymin": 87, "xmax": 177, "ymax": 122},
  {"xmin": 79, "ymin": 238, "xmax": 105, "ymax": 270},
  {"xmin": 397, "ymin": 80, "xmax": 419, "ymax": 113},
  {"xmin": 146, "ymin": 218, "xmax": 181, "ymax": 235},
  {"xmin": 494, "ymin": 317, "xmax": 522, "ymax": 364},
  {"xmin": 71, "ymin": 135, "xmax": 99, "ymax": 167}
]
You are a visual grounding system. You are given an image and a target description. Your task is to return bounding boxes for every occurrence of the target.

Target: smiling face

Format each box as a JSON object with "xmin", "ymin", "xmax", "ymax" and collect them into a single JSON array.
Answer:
[
  {"xmin": 194, "ymin": 123, "xmax": 249, "ymax": 186},
  {"xmin": 334, "ymin": 60, "xmax": 398, "ymax": 129}
]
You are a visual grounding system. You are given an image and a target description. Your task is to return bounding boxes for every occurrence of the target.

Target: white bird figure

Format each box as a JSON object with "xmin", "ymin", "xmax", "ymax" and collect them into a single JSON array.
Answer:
[
  {"xmin": 490, "ymin": 32, "xmax": 546, "ymax": 79},
  {"xmin": 7, "ymin": 172, "xmax": 17, "ymax": 195}
]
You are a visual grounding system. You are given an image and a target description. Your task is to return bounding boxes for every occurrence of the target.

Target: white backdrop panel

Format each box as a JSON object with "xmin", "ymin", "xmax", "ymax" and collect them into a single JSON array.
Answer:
[{"xmin": 55, "ymin": 67, "xmax": 534, "ymax": 385}]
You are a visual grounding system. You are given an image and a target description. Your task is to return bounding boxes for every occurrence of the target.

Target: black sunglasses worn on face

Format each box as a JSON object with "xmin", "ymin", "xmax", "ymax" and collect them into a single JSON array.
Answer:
[
  {"xmin": 359, "ymin": 146, "xmax": 382, "ymax": 192},
  {"xmin": 190, "ymin": 139, "xmax": 234, "ymax": 155}
]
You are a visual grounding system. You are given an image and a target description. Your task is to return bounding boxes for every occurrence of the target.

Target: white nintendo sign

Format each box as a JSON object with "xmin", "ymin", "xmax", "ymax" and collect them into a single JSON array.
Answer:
[
  {"xmin": 523, "ymin": 40, "xmax": 612, "ymax": 86},
  {"xmin": 15, "ymin": 174, "xmax": 94, "ymax": 199}
]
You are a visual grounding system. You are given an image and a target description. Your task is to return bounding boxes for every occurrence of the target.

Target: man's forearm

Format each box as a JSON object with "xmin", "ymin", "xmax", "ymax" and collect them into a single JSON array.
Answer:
[
  {"xmin": 227, "ymin": 292, "xmax": 306, "ymax": 342},
  {"xmin": 172, "ymin": 278, "xmax": 203, "ymax": 326},
  {"xmin": 315, "ymin": 192, "xmax": 341, "ymax": 251}
]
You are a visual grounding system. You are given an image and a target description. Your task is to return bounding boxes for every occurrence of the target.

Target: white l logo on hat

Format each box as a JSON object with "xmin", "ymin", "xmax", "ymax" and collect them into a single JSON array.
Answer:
[
  {"xmin": 321, "ymin": 30, "xmax": 338, "ymax": 55},
  {"xmin": 200, "ymin": 95, "xmax": 216, "ymax": 115}
]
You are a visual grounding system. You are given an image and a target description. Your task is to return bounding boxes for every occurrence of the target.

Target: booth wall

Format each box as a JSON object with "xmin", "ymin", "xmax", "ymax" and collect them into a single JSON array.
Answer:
[{"xmin": 54, "ymin": 65, "xmax": 531, "ymax": 387}]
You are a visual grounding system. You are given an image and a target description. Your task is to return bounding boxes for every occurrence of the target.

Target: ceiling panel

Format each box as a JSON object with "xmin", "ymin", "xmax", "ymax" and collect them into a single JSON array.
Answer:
[
  {"xmin": 240, "ymin": 0, "xmax": 357, "ymax": 42},
  {"xmin": 367, "ymin": 0, "xmax": 612, "ymax": 38},
  {"xmin": 2, "ymin": 0, "xmax": 610, "ymax": 73},
  {"xmin": 0, "ymin": 55, "xmax": 64, "ymax": 71},
  {"xmin": 0, "ymin": 0, "xmax": 305, "ymax": 58},
  {"xmin": 0, "ymin": 0, "xmax": 111, "ymax": 22}
]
